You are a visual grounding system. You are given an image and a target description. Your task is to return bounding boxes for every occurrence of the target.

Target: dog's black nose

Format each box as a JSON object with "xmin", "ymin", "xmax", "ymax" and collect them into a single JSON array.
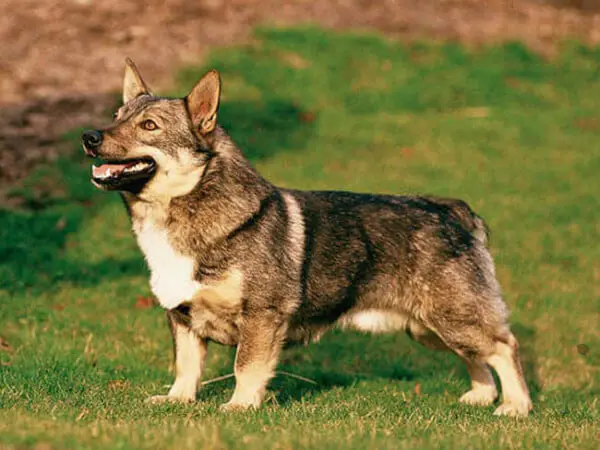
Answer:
[{"xmin": 82, "ymin": 130, "xmax": 103, "ymax": 156}]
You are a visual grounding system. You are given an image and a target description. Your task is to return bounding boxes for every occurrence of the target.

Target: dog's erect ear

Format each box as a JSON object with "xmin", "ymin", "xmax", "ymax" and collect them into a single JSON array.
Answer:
[
  {"xmin": 186, "ymin": 70, "xmax": 221, "ymax": 135},
  {"xmin": 123, "ymin": 58, "xmax": 150, "ymax": 104}
]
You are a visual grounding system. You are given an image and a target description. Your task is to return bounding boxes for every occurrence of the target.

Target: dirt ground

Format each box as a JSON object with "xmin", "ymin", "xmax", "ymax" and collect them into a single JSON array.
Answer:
[{"xmin": 1, "ymin": 0, "xmax": 599, "ymax": 188}]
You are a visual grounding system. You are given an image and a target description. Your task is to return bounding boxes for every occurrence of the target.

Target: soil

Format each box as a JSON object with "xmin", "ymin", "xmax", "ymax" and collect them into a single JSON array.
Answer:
[{"xmin": 1, "ymin": 0, "xmax": 599, "ymax": 188}]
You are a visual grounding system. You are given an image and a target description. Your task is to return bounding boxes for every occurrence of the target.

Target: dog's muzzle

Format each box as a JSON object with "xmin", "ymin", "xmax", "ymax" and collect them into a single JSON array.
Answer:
[{"xmin": 82, "ymin": 130, "xmax": 103, "ymax": 157}]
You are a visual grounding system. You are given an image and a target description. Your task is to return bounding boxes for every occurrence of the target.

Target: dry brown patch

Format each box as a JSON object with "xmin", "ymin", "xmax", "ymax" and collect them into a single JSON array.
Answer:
[{"xmin": 1, "ymin": 0, "xmax": 600, "ymax": 191}]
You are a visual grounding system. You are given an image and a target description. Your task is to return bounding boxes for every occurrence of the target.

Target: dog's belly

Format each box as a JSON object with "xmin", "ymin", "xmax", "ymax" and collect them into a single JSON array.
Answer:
[
  {"xmin": 285, "ymin": 308, "xmax": 411, "ymax": 346},
  {"xmin": 337, "ymin": 309, "xmax": 410, "ymax": 333}
]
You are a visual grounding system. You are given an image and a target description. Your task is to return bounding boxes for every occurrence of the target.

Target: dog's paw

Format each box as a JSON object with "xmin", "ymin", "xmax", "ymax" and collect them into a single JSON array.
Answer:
[
  {"xmin": 219, "ymin": 401, "xmax": 255, "ymax": 413},
  {"xmin": 459, "ymin": 387, "xmax": 497, "ymax": 406},
  {"xmin": 493, "ymin": 400, "xmax": 532, "ymax": 417},
  {"xmin": 145, "ymin": 395, "xmax": 194, "ymax": 405}
]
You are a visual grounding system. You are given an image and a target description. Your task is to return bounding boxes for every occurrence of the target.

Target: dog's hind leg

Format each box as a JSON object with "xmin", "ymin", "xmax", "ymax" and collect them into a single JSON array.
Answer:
[
  {"xmin": 407, "ymin": 319, "xmax": 498, "ymax": 407},
  {"xmin": 406, "ymin": 319, "xmax": 450, "ymax": 351},
  {"xmin": 484, "ymin": 332, "xmax": 532, "ymax": 416},
  {"xmin": 458, "ymin": 359, "xmax": 498, "ymax": 406},
  {"xmin": 419, "ymin": 246, "xmax": 532, "ymax": 416},
  {"xmin": 424, "ymin": 311, "xmax": 531, "ymax": 416}
]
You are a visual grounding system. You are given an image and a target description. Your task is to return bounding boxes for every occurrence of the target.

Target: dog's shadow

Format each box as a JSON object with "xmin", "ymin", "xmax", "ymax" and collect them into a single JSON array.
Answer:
[
  {"xmin": 196, "ymin": 323, "xmax": 540, "ymax": 407},
  {"xmin": 197, "ymin": 330, "xmax": 447, "ymax": 406}
]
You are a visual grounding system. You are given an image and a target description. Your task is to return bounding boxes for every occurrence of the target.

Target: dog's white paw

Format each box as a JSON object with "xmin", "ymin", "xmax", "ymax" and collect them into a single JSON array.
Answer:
[
  {"xmin": 145, "ymin": 395, "xmax": 194, "ymax": 405},
  {"xmin": 493, "ymin": 400, "xmax": 532, "ymax": 417},
  {"xmin": 459, "ymin": 387, "xmax": 497, "ymax": 406}
]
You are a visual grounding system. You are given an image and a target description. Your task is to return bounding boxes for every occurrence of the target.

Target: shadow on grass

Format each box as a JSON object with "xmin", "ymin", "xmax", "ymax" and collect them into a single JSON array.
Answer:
[
  {"xmin": 0, "ymin": 207, "xmax": 146, "ymax": 292},
  {"xmin": 194, "ymin": 325, "xmax": 542, "ymax": 408},
  {"xmin": 221, "ymin": 99, "xmax": 315, "ymax": 162},
  {"xmin": 195, "ymin": 330, "xmax": 418, "ymax": 406}
]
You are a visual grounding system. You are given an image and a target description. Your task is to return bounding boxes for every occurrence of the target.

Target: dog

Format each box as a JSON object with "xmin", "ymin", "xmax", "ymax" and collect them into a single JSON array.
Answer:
[{"xmin": 81, "ymin": 59, "xmax": 532, "ymax": 416}]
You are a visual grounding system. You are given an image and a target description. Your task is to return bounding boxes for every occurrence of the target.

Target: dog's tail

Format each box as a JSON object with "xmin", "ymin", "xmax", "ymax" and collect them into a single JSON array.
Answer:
[
  {"xmin": 470, "ymin": 213, "xmax": 490, "ymax": 247},
  {"xmin": 435, "ymin": 198, "xmax": 491, "ymax": 247}
]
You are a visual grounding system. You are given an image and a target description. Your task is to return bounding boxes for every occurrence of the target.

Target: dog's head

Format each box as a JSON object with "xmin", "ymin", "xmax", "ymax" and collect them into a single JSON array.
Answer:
[{"xmin": 82, "ymin": 58, "xmax": 221, "ymax": 197}]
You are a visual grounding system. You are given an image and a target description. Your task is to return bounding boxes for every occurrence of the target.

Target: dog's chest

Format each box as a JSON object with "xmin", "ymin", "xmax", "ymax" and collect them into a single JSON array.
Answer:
[{"xmin": 134, "ymin": 220, "xmax": 201, "ymax": 309}]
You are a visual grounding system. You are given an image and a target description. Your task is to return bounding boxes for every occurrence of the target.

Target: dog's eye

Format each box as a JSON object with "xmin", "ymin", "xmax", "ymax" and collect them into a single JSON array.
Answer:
[
  {"xmin": 140, "ymin": 119, "xmax": 158, "ymax": 131},
  {"xmin": 112, "ymin": 112, "xmax": 119, "ymax": 120}
]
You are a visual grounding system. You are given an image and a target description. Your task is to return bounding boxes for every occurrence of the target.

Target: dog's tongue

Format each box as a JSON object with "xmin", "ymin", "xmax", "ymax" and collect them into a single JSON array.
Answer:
[{"xmin": 92, "ymin": 162, "xmax": 132, "ymax": 179}]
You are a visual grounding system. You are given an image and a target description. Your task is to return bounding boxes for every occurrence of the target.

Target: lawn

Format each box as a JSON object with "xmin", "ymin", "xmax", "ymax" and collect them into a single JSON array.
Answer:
[{"xmin": 0, "ymin": 27, "xmax": 598, "ymax": 449}]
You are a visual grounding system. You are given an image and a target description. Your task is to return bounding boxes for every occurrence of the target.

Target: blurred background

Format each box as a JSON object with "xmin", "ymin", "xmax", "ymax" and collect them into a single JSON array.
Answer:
[{"xmin": 1, "ymin": 0, "xmax": 599, "ymax": 192}]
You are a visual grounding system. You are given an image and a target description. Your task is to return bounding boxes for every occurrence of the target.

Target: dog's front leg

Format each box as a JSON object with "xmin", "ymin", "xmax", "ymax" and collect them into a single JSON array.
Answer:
[
  {"xmin": 220, "ymin": 313, "xmax": 287, "ymax": 411},
  {"xmin": 147, "ymin": 310, "xmax": 207, "ymax": 404}
]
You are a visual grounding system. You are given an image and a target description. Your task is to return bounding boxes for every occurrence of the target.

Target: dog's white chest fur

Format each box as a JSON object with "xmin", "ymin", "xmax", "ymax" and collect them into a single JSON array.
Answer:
[{"xmin": 134, "ymin": 220, "xmax": 201, "ymax": 309}]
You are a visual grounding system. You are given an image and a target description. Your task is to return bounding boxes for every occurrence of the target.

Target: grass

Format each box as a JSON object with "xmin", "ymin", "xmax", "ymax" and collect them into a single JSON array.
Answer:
[{"xmin": 1, "ymin": 27, "xmax": 599, "ymax": 448}]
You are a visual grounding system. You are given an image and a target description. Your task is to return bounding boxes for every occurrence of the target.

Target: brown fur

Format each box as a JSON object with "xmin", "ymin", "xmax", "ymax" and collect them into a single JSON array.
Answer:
[{"xmin": 82, "ymin": 61, "xmax": 533, "ymax": 416}]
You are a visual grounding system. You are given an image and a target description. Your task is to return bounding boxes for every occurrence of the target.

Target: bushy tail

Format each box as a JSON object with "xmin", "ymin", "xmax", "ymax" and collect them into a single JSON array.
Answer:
[{"xmin": 470, "ymin": 214, "xmax": 490, "ymax": 247}]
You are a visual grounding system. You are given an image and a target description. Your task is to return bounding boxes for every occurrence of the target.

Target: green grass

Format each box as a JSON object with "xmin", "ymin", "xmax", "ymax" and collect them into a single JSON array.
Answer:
[{"xmin": 1, "ymin": 27, "xmax": 599, "ymax": 448}]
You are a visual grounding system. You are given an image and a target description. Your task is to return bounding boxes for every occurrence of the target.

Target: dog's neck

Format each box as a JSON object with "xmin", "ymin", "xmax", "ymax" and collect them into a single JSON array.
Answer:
[{"xmin": 123, "ymin": 128, "xmax": 274, "ymax": 253}]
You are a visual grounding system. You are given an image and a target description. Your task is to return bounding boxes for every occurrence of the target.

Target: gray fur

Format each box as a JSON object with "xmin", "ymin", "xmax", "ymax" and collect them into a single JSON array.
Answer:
[{"xmin": 82, "ymin": 64, "xmax": 532, "ymax": 416}]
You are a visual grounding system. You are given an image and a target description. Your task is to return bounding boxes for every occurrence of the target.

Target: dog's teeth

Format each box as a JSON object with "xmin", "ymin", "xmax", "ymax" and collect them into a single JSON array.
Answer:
[
  {"xmin": 124, "ymin": 161, "xmax": 148, "ymax": 173},
  {"xmin": 93, "ymin": 161, "xmax": 150, "ymax": 180}
]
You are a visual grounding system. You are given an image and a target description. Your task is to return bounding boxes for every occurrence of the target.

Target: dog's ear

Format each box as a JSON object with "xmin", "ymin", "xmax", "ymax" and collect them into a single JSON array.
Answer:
[
  {"xmin": 186, "ymin": 70, "xmax": 221, "ymax": 135},
  {"xmin": 123, "ymin": 58, "xmax": 150, "ymax": 104}
]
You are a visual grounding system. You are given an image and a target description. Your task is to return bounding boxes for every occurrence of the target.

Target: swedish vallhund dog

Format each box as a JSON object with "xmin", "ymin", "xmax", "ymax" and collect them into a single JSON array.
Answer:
[{"xmin": 81, "ymin": 59, "xmax": 532, "ymax": 416}]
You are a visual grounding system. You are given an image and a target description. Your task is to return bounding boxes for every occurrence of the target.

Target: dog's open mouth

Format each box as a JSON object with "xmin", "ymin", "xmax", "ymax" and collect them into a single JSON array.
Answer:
[{"xmin": 91, "ymin": 157, "xmax": 156, "ymax": 191}]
